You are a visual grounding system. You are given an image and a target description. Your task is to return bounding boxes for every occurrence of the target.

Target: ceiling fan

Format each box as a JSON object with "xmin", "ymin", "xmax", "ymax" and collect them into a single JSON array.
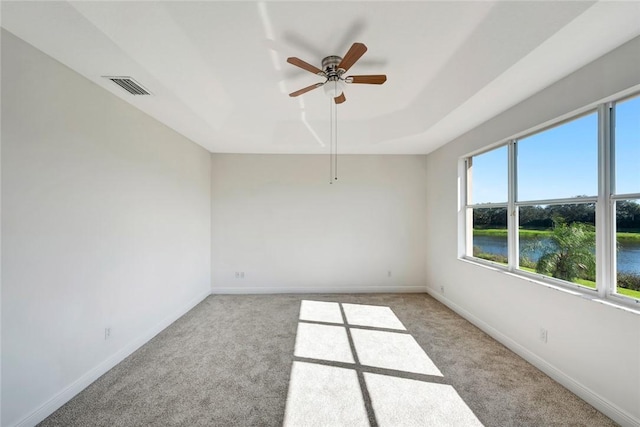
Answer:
[{"xmin": 287, "ymin": 42, "xmax": 387, "ymax": 104}]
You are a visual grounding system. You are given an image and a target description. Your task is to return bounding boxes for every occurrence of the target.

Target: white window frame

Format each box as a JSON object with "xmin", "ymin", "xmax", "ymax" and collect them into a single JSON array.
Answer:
[{"xmin": 461, "ymin": 91, "xmax": 640, "ymax": 307}]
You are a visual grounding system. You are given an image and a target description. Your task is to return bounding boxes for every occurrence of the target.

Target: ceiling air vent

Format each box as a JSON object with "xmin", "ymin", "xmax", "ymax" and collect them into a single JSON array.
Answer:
[{"xmin": 103, "ymin": 76, "xmax": 151, "ymax": 95}]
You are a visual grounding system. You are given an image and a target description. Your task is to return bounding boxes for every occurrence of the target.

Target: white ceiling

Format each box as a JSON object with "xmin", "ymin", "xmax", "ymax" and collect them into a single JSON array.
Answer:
[{"xmin": 2, "ymin": 1, "xmax": 640, "ymax": 154}]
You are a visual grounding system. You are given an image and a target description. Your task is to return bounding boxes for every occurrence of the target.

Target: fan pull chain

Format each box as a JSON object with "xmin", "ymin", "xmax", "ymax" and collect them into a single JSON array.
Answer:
[
  {"xmin": 334, "ymin": 95, "xmax": 338, "ymax": 182},
  {"xmin": 329, "ymin": 97, "xmax": 334, "ymax": 184},
  {"xmin": 328, "ymin": 80, "xmax": 340, "ymax": 184}
]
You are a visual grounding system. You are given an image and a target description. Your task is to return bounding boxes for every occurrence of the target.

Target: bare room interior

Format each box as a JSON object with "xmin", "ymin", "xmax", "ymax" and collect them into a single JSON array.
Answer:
[{"xmin": 2, "ymin": 1, "xmax": 639, "ymax": 426}]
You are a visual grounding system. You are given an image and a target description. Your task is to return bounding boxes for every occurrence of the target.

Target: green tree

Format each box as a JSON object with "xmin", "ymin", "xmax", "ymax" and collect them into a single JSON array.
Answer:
[
  {"xmin": 519, "ymin": 205, "xmax": 551, "ymax": 229},
  {"xmin": 617, "ymin": 200, "xmax": 640, "ymax": 230},
  {"xmin": 472, "ymin": 207, "xmax": 507, "ymax": 228},
  {"xmin": 535, "ymin": 222, "xmax": 596, "ymax": 282},
  {"xmin": 546, "ymin": 202, "xmax": 595, "ymax": 225}
]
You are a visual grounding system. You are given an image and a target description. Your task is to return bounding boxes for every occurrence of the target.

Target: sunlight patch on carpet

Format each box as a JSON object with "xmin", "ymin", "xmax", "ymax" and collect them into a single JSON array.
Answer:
[
  {"xmin": 365, "ymin": 373, "xmax": 483, "ymax": 426},
  {"xmin": 294, "ymin": 322, "xmax": 354, "ymax": 363},
  {"xmin": 299, "ymin": 300, "xmax": 343, "ymax": 324},
  {"xmin": 283, "ymin": 361, "xmax": 369, "ymax": 427},
  {"xmin": 342, "ymin": 303, "xmax": 406, "ymax": 330},
  {"xmin": 351, "ymin": 328, "xmax": 443, "ymax": 376}
]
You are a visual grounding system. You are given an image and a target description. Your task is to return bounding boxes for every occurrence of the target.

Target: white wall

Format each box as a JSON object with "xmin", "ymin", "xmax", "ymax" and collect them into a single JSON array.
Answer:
[
  {"xmin": 1, "ymin": 30, "xmax": 211, "ymax": 427},
  {"xmin": 4, "ymin": 15, "xmax": 637, "ymax": 427},
  {"xmin": 211, "ymin": 154, "xmax": 427, "ymax": 293},
  {"xmin": 424, "ymin": 36, "xmax": 640, "ymax": 426}
]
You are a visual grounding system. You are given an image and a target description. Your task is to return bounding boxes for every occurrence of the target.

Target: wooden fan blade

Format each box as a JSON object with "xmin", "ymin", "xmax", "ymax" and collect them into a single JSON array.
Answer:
[
  {"xmin": 289, "ymin": 82, "xmax": 324, "ymax": 97},
  {"xmin": 287, "ymin": 57, "xmax": 324, "ymax": 75},
  {"xmin": 338, "ymin": 42, "xmax": 367, "ymax": 72},
  {"xmin": 334, "ymin": 93, "xmax": 346, "ymax": 104},
  {"xmin": 347, "ymin": 74, "xmax": 387, "ymax": 84}
]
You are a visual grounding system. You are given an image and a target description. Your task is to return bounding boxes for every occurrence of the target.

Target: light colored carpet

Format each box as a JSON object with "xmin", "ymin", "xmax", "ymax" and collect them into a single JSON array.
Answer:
[{"xmin": 39, "ymin": 294, "xmax": 615, "ymax": 426}]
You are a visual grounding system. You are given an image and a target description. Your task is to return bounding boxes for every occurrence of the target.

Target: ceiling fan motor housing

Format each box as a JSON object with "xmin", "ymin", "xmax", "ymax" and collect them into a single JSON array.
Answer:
[{"xmin": 322, "ymin": 55, "xmax": 345, "ymax": 77}]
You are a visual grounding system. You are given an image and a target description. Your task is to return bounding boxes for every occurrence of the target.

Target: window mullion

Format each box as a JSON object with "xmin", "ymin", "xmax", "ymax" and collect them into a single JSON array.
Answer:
[
  {"xmin": 460, "ymin": 158, "xmax": 472, "ymax": 258},
  {"xmin": 596, "ymin": 102, "xmax": 614, "ymax": 298},
  {"xmin": 508, "ymin": 140, "xmax": 518, "ymax": 271}
]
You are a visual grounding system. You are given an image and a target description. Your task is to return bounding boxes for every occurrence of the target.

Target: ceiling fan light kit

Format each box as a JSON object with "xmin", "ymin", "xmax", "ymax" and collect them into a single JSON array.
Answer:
[
  {"xmin": 323, "ymin": 77, "xmax": 346, "ymax": 98},
  {"xmin": 286, "ymin": 42, "xmax": 387, "ymax": 183}
]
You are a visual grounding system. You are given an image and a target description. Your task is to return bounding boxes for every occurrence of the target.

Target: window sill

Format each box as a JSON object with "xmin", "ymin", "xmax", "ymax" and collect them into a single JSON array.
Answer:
[{"xmin": 458, "ymin": 256, "xmax": 640, "ymax": 315}]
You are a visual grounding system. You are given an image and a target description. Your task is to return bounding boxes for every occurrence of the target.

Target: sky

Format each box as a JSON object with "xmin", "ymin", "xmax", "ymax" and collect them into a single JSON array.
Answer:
[{"xmin": 471, "ymin": 95, "xmax": 640, "ymax": 204}]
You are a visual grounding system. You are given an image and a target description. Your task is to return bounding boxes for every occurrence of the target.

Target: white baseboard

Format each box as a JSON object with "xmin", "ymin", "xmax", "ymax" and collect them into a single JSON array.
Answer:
[
  {"xmin": 13, "ymin": 288, "xmax": 211, "ymax": 427},
  {"xmin": 211, "ymin": 285, "xmax": 428, "ymax": 294},
  {"xmin": 426, "ymin": 287, "xmax": 640, "ymax": 427}
]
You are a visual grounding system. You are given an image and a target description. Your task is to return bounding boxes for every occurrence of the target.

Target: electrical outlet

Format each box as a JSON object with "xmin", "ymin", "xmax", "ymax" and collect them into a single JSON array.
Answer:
[
  {"xmin": 240, "ymin": 272, "xmax": 245, "ymax": 278},
  {"xmin": 387, "ymin": 270, "xmax": 392, "ymax": 278},
  {"xmin": 440, "ymin": 285, "xmax": 445, "ymax": 294},
  {"xmin": 235, "ymin": 272, "xmax": 240, "ymax": 279},
  {"xmin": 539, "ymin": 328, "xmax": 548, "ymax": 343},
  {"xmin": 104, "ymin": 328, "xmax": 111, "ymax": 340}
]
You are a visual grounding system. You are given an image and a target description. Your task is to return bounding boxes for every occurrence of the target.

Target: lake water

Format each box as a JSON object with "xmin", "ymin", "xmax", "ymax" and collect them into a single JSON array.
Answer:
[{"xmin": 474, "ymin": 235, "xmax": 640, "ymax": 274}]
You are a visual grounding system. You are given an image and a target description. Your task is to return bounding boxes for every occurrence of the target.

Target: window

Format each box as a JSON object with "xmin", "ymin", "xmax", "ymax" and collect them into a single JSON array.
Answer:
[
  {"xmin": 613, "ymin": 95, "xmax": 640, "ymax": 298},
  {"xmin": 516, "ymin": 112, "xmax": 598, "ymax": 289},
  {"xmin": 517, "ymin": 113, "xmax": 598, "ymax": 201},
  {"xmin": 471, "ymin": 207, "xmax": 508, "ymax": 264},
  {"xmin": 466, "ymin": 146, "xmax": 508, "ymax": 264},
  {"xmin": 614, "ymin": 96, "xmax": 640, "ymax": 195},
  {"xmin": 469, "ymin": 146, "xmax": 508, "ymax": 204},
  {"xmin": 615, "ymin": 199, "xmax": 640, "ymax": 298},
  {"xmin": 462, "ymin": 93, "xmax": 640, "ymax": 305},
  {"xmin": 518, "ymin": 203, "xmax": 596, "ymax": 289}
]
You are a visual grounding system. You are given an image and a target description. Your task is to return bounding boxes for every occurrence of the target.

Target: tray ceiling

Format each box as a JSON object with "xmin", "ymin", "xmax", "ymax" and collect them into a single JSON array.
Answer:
[{"xmin": 2, "ymin": 1, "xmax": 640, "ymax": 154}]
